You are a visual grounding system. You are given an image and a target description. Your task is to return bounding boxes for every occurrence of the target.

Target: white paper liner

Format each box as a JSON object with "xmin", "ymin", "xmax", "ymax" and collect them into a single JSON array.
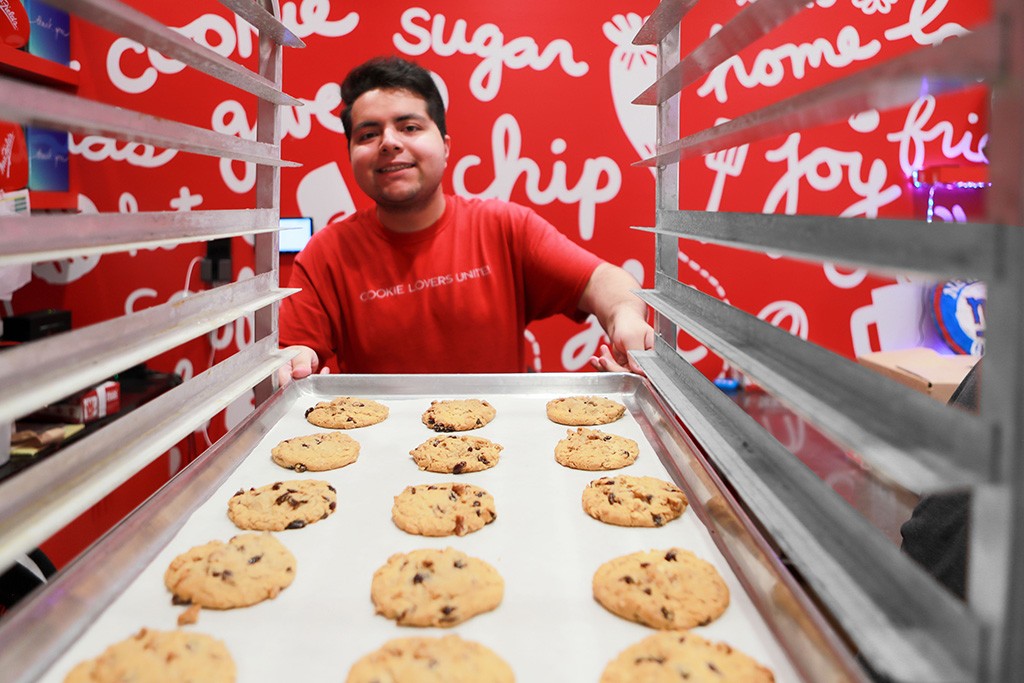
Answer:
[{"xmin": 41, "ymin": 389, "xmax": 803, "ymax": 682}]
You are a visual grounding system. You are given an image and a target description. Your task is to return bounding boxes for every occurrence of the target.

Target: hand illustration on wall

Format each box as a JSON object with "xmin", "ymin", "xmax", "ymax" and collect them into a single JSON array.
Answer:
[{"xmin": 296, "ymin": 161, "xmax": 357, "ymax": 229}]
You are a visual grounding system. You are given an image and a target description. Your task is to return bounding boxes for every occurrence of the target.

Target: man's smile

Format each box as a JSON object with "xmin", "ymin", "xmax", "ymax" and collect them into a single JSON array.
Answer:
[{"xmin": 377, "ymin": 162, "xmax": 415, "ymax": 173}]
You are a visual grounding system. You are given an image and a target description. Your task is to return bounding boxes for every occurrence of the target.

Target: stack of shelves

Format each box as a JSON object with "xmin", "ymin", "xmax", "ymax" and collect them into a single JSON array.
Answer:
[
  {"xmin": 631, "ymin": 0, "xmax": 1023, "ymax": 681},
  {"xmin": 0, "ymin": 3, "xmax": 302, "ymax": 679}
]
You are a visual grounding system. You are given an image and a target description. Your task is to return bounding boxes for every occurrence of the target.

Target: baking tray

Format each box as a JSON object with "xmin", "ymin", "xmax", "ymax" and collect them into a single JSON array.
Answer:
[{"xmin": 4, "ymin": 374, "xmax": 853, "ymax": 681}]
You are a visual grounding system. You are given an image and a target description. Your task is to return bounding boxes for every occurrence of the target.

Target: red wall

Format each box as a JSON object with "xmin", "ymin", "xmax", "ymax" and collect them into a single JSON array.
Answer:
[{"xmin": 6, "ymin": 1, "xmax": 991, "ymax": 560}]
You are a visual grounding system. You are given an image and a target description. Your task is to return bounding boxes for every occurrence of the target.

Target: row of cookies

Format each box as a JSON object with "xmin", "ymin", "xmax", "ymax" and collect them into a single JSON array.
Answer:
[
  {"xmin": 551, "ymin": 399, "xmax": 776, "ymax": 680},
  {"xmin": 304, "ymin": 394, "xmax": 626, "ymax": 432},
  {"xmin": 353, "ymin": 391, "xmax": 564, "ymax": 678},
  {"xmin": 304, "ymin": 395, "xmax": 496, "ymax": 432},
  {"xmin": 555, "ymin": 399, "xmax": 777, "ymax": 681},
  {"xmin": 351, "ymin": 398, "xmax": 509, "ymax": 679},
  {"xmin": 305, "ymin": 396, "xmax": 519, "ymax": 680},
  {"xmin": 67, "ymin": 547, "xmax": 770, "ymax": 680},
  {"xmin": 344, "ymin": 406, "xmax": 506, "ymax": 678}
]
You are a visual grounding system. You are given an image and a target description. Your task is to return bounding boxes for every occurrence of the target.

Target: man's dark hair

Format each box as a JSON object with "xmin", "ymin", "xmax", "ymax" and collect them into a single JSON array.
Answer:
[{"xmin": 340, "ymin": 56, "xmax": 447, "ymax": 140}]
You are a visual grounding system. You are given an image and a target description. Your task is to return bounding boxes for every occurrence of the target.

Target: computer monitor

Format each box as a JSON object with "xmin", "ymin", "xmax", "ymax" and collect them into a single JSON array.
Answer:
[{"xmin": 279, "ymin": 216, "xmax": 314, "ymax": 253}]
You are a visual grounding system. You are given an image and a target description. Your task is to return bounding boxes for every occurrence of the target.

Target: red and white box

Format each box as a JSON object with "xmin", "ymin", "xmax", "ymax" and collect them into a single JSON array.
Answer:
[{"xmin": 36, "ymin": 380, "xmax": 121, "ymax": 423}]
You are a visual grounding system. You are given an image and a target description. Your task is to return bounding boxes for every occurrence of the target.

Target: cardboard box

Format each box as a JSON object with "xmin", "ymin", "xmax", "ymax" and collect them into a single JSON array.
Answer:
[
  {"xmin": 33, "ymin": 380, "xmax": 120, "ymax": 423},
  {"xmin": 857, "ymin": 348, "xmax": 979, "ymax": 403}
]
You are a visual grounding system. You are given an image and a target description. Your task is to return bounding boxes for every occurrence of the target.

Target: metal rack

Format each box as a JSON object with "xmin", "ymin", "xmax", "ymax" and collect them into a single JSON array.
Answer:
[
  {"xmin": 0, "ymin": 0, "xmax": 300, "ymax": 591},
  {"xmin": 631, "ymin": 0, "xmax": 1022, "ymax": 681}
]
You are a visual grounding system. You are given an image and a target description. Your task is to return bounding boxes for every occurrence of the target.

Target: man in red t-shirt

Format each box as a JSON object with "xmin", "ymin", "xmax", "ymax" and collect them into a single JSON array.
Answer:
[{"xmin": 278, "ymin": 56, "xmax": 652, "ymax": 381}]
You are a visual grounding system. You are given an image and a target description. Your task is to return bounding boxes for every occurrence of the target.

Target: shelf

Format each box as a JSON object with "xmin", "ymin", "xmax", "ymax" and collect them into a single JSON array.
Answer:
[{"xmin": 0, "ymin": 45, "xmax": 78, "ymax": 90}]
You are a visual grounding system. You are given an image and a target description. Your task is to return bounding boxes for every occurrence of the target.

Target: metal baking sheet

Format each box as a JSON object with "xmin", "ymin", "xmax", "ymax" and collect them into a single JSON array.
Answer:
[{"xmin": 28, "ymin": 374, "xmax": 811, "ymax": 681}]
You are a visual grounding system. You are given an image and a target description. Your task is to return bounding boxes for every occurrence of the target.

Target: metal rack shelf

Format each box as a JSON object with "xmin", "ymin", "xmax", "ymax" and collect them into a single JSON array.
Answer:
[
  {"xmin": 0, "ymin": 0, "xmax": 300, "ymax": 592},
  {"xmin": 633, "ymin": 0, "xmax": 1022, "ymax": 680}
]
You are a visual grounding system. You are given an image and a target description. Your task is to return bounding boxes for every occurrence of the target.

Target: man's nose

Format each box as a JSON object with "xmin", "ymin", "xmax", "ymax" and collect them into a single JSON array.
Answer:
[{"xmin": 380, "ymin": 126, "xmax": 402, "ymax": 151}]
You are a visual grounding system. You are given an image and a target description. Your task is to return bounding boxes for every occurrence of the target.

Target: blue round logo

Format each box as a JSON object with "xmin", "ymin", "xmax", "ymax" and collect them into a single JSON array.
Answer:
[{"xmin": 932, "ymin": 280, "xmax": 986, "ymax": 355}]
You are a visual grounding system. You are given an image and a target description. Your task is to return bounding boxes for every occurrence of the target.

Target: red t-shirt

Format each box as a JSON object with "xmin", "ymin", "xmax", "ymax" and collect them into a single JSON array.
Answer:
[{"xmin": 280, "ymin": 195, "xmax": 602, "ymax": 373}]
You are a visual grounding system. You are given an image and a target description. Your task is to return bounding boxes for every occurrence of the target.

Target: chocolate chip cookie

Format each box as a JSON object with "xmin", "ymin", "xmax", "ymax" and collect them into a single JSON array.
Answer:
[
  {"xmin": 346, "ymin": 635, "xmax": 514, "ymax": 683},
  {"xmin": 370, "ymin": 547, "xmax": 504, "ymax": 627},
  {"xmin": 164, "ymin": 532, "xmax": 296, "ymax": 609},
  {"xmin": 582, "ymin": 475, "xmax": 688, "ymax": 527},
  {"xmin": 592, "ymin": 548, "xmax": 730, "ymax": 629},
  {"xmin": 421, "ymin": 399, "xmax": 496, "ymax": 432},
  {"xmin": 600, "ymin": 631, "xmax": 775, "ymax": 683},
  {"xmin": 554, "ymin": 427, "xmax": 639, "ymax": 470},
  {"xmin": 305, "ymin": 396, "xmax": 388, "ymax": 429},
  {"xmin": 410, "ymin": 435, "xmax": 503, "ymax": 474},
  {"xmin": 271, "ymin": 431, "xmax": 360, "ymax": 472},
  {"xmin": 546, "ymin": 395, "xmax": 625, "ymax": 425},
  {"xmin": 64, "ymin": 628, "xmax": 235, "ymax": 683},
  {"xmin": 392, "ymin": 482, "xmax": 497, "ymax": 537},
  {"xmin": 228, "ymin": 479, "xmax": 337, "ymax": 531}
]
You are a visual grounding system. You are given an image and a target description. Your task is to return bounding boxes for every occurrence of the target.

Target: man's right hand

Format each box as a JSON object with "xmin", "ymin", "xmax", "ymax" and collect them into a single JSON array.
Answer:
[{"xmin": 277, "ymin": 345, "xmax": 327, "ymax": 387}]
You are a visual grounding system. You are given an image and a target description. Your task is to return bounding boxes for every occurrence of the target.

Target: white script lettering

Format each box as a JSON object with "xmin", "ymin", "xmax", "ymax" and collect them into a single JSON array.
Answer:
[
  {"xmin": 394, "ymin": 7, "xmax": 588, "ymax": 102},
  {"xmin": 282, "ymin": 83, "xmax": 346, "ymax": 139},
  {"xmin": 453, "ymin": 115, "xmax": 620, "ymax": 240},
  {"xmin": 763, "ymin": 132, "xmax": 902, "ymax": 218},
  {"xmin": 886, "ymin": 96, "xmax": 988, "ymax": 177},
  {"xmin": 697, "ymin": 24, "xmax": 880, "ymax": 104},
  {"xmin": 106, "ymin": 1, "xmax": 358, "ymax": 94},
  {"xmin": 209, "ymin": 87, "xmax": 346, "ymax": 193},
  {"xmin": 764, "ymin": 133, "xmax": 900, "ymax": 289},
  {"xmin": 211, "ymin": 100, "xmax": 255, "ymax": 194},
  {"xmin": 70, "ymin": 136, "xmax": 178, "ymax": 168},
  {"xmin": 884, "ymin": 0, "xmax": 967, "ymax": 46}
]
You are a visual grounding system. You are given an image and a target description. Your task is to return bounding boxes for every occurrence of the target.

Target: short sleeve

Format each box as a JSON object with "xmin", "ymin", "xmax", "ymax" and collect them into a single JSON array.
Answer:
[{"xmin": 511, "ymin": 205, "xmax": 603, "ymax": 323}]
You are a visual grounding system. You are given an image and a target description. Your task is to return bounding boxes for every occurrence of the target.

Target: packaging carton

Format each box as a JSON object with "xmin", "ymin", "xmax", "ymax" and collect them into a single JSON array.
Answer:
[
  {"xmin": 33, "ymin": 380, "xmax": 121, "ymax": 423},
  {"xmin": 23, "ymin": 0, "xmax": 69, "ymax": 65},
  {"xmin": 25, "ymin": 125, "xmax": 68, "ymax": 191},
  {"xmin": 857, "ymin": 348, "xmax": 978, "ymax": 404}
]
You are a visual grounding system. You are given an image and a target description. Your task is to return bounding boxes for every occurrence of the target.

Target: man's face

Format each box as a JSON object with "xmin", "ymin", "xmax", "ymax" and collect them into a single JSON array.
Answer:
[{"xmin": 347, "ymin": 88, "xmax": 450, "ymax": 212}]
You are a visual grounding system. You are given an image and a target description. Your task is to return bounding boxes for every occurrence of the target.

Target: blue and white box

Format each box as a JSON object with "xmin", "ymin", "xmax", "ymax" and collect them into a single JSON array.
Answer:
[
  {"xmin": 26, "ymin": 125, "xmax": 69, "ymax": 192},
  {"xmin": 24, "ymin": 0, "xmax": 70, "ymax": 66}
]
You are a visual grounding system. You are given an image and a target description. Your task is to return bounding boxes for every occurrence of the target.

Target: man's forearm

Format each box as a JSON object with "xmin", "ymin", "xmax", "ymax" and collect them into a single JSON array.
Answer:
[{"xmin": 578, "ymin": 262, "xmax": 646, "ymax": 328}]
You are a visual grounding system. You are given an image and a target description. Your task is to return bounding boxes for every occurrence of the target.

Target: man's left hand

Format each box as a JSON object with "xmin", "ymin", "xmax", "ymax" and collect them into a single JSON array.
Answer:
[{"xmin": 589, "ymin": 317, "xmax": 654, "ymax": 375}]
